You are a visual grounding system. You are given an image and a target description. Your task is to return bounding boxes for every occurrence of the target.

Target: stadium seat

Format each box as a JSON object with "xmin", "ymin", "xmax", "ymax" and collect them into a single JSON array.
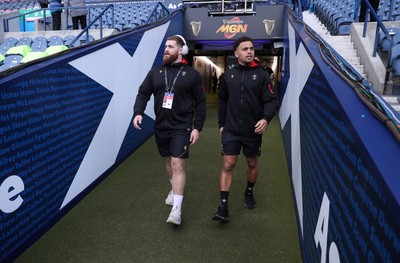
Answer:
[
  {"xmin": 48, "ymin": 39, "xmax": 65, "ymax": 46},
  {"xmin": 33, "ymin": 36, "xmax": 48, "ymax": 44},
  {"xmin": 0, "ymin": 44, "xmax": 11, "ymax": 55},
  {"xmin": 379, "ymin": 28, "xmax": 400, "ymax": 52},
  {"xmin": 45, "ymin": 45, "xmax": 68, "ymax": 56},
  {"xmin": 47, "ymin": 36, "xmax": 63, "ymax": 43},
  {"xmin": 2, "ymin": 37, "xmax": 18, "ymax": 46},
  {"xmin": 0, "ymin": 63, "xmax": 14, "ymax": 71},
  {"xmin": 21, "ymin": 52, "xmax": 48, "ymax": 63},
  {"xmin": 5, "ymin": 45, "xmax": 32, "ymax": 57},
  {"xmin": 335, "ymin": 17, "xmax": 354, "ymax": 35},
  {"xmin": 31, "ymin": 42, "xmax": 48, "ymax": 52},
  {"xmin": 63, "ymin": 35, "xmax": 78, "ymax": 47},
  {"xmin": 17, "ymin": 37, "xmax": 33, "ymax": 46},
  {"xmin": 3, "ymin": 54, "xmax": 23, "ymax": 65}
]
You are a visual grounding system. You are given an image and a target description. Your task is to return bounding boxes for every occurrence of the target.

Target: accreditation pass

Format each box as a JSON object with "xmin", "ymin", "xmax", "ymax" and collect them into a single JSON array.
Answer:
[{"xmin": 162, "ymin": 92, "xmax": 174, "ymax": 109}]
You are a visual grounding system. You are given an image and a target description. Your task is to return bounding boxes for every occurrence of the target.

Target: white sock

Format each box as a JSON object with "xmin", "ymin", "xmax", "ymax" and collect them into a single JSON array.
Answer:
[{"xmin": 173, "ymin": 195, "xmax": 184, "ymax": 211}]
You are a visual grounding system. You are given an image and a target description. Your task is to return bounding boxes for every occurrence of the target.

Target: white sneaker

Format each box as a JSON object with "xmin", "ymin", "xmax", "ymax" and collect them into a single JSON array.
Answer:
[
  {"xmin": 166, "ymin": 207, "xmax": 181, "ymax": 225},
  {"xmin": 165, "ymin": 190, "xmax": 173, "ymax": 206}
]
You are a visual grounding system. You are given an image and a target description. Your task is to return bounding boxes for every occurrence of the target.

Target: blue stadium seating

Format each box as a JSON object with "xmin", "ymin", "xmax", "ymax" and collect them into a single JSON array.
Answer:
[
  {"xmin": 3, "ymin": 54, "xmax": 23, "ymax": 65},
  {"xmin": 312, "ymin": 0, "xmax": 400, "ymax": 35},
  {"xmin": 63, "ymin": 35, "xmax": 77, "ymax": 47},
  {"xmin": 31, "ymin": 42, "xmax": 48, "ymax": 52},
  {"xmin": 2, "ymin": 37, "xmax": 18, "ymax": 46},
  {"xmin": 17, "ymin": 37, "xmax": 33, "ymax": 46},
  {"xmin": 379, "ymin": 28, "xmax": 400, "ymax": 52},
  {"xmin": 33, "ymin": 36, "xmax": 48, "ymax": 44},
  {"xmin": 0, "ymin": 44, "xmax": 11, "ymax": 55},
  {"xmin": 0, "ymin": 0, "xmax": 166, "ymax": 72}
]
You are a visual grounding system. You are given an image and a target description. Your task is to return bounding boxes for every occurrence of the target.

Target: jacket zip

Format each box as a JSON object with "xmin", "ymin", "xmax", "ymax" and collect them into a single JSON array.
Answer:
[{"xmin": 240, "ymin": 70, "xmax": 245, "ymax": 130}]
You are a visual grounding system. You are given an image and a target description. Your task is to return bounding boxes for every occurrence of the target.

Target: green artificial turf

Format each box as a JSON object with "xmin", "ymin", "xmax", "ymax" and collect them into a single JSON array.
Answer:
[{"xmin": 15, "ymin": 105, "xmax": 302, "ymax": 263}]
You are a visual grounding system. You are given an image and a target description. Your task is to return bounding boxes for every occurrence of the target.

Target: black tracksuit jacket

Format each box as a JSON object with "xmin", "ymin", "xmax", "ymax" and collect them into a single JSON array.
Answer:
[
  {"xmin": 218, "ymin": 61, "xmax": 276, "ymax": 135},
  {"xmin": 134, "ymin": 60, "xmax": 206, "ymax": 131}
]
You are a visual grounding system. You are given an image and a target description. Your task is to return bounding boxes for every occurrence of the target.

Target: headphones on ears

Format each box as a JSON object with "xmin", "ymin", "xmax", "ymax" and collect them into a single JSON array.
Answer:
[{"xmin": 175, "ymin": 35, "xmax": 189, "ymax": 55}]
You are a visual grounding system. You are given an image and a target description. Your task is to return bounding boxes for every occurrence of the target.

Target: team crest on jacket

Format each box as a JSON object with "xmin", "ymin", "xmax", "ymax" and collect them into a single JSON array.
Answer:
[
  {"xmin": 182, "ymin": 71, "xmax": 187, "ymax": 76},
  {"xmin": 252, "ymin": 74, "xmax": 257, "ymax": 80},
  {"xmin": 231, "ymin": 74, "xmax": 234, "ymax": 78},
  {"xmin": 160, "ymin": 70, "xmax": 163, "ymax": 74}
]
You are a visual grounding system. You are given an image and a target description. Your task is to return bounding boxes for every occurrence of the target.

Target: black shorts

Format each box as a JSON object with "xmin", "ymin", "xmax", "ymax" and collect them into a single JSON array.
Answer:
[
  {"xmin": 221, "ymin": 130, "xmax": 262, "ymax": 157},
  {"xmin": 155, "ymin": 129, "xmax": 191, "ymax": 159}
]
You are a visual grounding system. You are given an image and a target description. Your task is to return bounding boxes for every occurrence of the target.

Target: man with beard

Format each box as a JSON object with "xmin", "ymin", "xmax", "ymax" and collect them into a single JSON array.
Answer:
[
  {"xmin": 212, "ymin": 36, "xmax": 276, "ymax": 222},
  {"xmin": 133, "ymin": 35, "xmax": 206, "ymax": 225}
]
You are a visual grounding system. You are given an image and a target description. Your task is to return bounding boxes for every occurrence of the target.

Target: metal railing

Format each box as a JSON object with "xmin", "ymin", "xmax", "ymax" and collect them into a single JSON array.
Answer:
[
  {"xmin": 3, "ymin": 4, "xmax": 115, "ymax": 33},
  {"xmin": 68, "ymin": 4, "xmax": 114, "ymax": 47},
  {"xmin": 356, "ymin": 0, "xmax": 394, "ymax": 94},
  {"xmin": 145, "ymin": 2, "xmax": 170, "ymax": 24},
  {"xmin": 3, "ymin": 1, "xmax": 170, "ymax": 36}
]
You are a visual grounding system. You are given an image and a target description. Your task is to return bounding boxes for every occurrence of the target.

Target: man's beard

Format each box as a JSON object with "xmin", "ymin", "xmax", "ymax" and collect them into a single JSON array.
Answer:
[{"xmin": 163, "ymin": 52, "xmax": 179, "ymax": 64}]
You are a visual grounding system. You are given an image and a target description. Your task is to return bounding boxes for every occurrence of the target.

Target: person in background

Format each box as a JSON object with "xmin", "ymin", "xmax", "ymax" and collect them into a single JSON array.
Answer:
[
  {"xmin": 212, "ymin": 36, "xmax": 276, "ymax": 222},
  {"xmin": 64, "ymin": 0, "xmax": 87, "ymax": 30},
  {"xmin": 38, "ymin": 0, "xmax": 49, "ymax": 9},
  {"xmin": 261, "ymin": 59, "xmax": 274, "ymax": 79},
  {"xmin": 133, "ymin": 35, "xmax": 206, "ymax": 226},
  {"xmin": 49, "ymin": 0, "xmax": 63, "ymax": 30},
  {"xmin": 358, "ymin": 0, "xmax": 380, "ymax": 22},
  {"xmin": 212, "ymin": 72, "xmax": 218, "ymax": 94}
]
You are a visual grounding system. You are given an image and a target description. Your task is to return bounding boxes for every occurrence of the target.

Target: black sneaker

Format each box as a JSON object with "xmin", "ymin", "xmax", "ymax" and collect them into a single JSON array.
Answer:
[
  {"xmin": 244, "ymin": 193, "xmax": 256, "ymax": 209},
  {"xmin": 212, "ymin": 205, "xmax": 230, "ymax": 222}
]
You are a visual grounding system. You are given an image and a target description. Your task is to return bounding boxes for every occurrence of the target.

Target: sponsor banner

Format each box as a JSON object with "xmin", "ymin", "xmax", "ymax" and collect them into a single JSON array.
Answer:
[
  {"xmin": 183, "ymin": 6, "xmax": 285, "ymax": 41},
  {"xmin": 279, "ymin": 19, "xmax": 400, "ymax": 262},
  {"xmin": 0, "ymin": 12, "xmax": 183, "ymax": 262}
]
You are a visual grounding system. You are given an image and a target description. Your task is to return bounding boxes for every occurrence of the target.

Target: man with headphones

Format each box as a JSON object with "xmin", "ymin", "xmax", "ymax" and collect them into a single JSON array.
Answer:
[{"xmin": 133, "ymin": 35, "xmax": 206, "ymax": 225}]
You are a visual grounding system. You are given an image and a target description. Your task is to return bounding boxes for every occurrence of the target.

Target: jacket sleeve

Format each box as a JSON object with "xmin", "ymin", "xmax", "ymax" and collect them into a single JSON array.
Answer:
[
  {"xmin": 192, "ymin": 71, "xmax": 206, "ymax": 131},
  {"xmin": 217, "ymin": 74, "xmax": 228, "ymax": 129},
  {"xmin": 133, "ymin": 69, "xmax": 154, "ymax": 117},
  {"xmin": 261, "ymin": 76, "xmax": 277, "ymax": 123}
]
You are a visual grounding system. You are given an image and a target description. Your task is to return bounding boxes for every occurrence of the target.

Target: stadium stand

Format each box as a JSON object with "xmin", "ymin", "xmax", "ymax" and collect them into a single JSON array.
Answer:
[
  {"xmin": 0, "ymin": 0, "xmax": 170, "ymax": 72},
  {"xmin": 306, "ymin": 0, "xmax": 400, "ymax": 108},
  {"xmin": 0, "ymin": 33, "xmax": 92, "ymax": 69}
]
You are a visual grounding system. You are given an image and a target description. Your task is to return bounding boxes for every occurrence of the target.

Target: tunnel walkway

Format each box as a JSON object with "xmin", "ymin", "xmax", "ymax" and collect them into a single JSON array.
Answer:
[{"xmin": 15, "ymin": 105, "xmax": 302, "ymax": 263}]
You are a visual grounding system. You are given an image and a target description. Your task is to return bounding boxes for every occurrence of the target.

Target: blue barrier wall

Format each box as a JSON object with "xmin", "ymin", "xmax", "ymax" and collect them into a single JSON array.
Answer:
[
  {"xmin": 279, "ymin": 14, "xmax": 400, "ymax": 263},
  {"xmin": 0, "ymin": 11, "xmax": 184, "ymax": 262}
]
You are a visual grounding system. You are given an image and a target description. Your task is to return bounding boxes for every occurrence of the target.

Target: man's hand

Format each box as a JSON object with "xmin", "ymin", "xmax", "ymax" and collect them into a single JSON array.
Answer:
[
  {"xmin": 133, "ymin": 115, "xmax": 143, "ymax": 130},
  {"xmin": 189, "ymin": 129, "xmax": 200, "ymax": 145},
  {"xmin": 254, "ymin": 119, "xmax": 268, "ymax": 134}
]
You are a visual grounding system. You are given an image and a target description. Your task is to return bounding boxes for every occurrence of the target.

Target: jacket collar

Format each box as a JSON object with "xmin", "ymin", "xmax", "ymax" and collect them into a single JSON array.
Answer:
[
  {"xmin": 235, "ymin": 60, "xmax": 259, "ymax": 70},
  {"xmin": 164, "ymin": 58, "xmax": 188, "ymax": 67}
]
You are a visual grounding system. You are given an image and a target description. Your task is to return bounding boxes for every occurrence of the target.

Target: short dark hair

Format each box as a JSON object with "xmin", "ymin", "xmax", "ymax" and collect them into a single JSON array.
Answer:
[
  {"xmin": 167, "ymin": 35, "xmax": 185, "ymax": 48},
  {"xmin": 233, "ymin": 36, "xmax": 254, "ymax": 51}
]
